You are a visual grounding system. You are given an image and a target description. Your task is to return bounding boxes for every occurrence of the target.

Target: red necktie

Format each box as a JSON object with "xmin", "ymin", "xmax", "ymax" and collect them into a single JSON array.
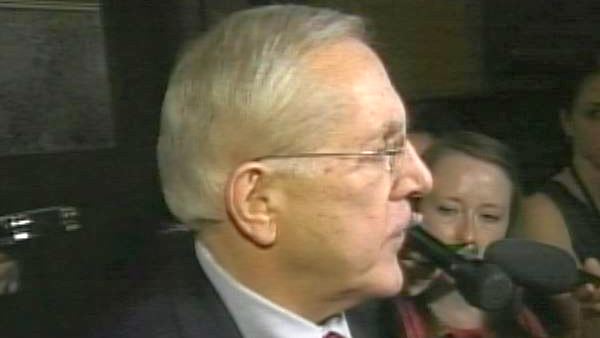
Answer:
[{"xmin": 323, "ymin": 332, "xmax": 345, "ymax": 338}]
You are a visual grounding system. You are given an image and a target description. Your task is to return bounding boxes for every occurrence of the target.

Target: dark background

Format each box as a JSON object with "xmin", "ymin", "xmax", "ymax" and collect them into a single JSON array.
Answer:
[{"xmin": 1, "ymin": 1, "xmax": 599, "ymax": 337}]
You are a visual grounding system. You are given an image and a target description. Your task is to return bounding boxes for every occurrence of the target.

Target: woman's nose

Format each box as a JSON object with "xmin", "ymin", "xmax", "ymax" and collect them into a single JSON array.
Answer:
[{"xmin": 456, "ymin": 213, "xmax": 476, "ymax": 243}]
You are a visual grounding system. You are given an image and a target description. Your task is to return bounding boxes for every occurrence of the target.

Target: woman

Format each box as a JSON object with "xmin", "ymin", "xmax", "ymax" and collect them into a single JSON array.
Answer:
[
  {"xmin": 0, "ymin": 252, "xmax": 18, "ymax": 294},
  {"xmin": 520, "ymin": 69, "xmax": 600, "ymax": 337},
  {"xmin": 398, "ymin": 131, "xmax": 547, "ymax": 338}
]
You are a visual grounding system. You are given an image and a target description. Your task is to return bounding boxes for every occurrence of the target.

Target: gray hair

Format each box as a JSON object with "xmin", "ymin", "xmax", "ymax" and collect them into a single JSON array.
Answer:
[{"xmin": 158, "ymin": 5, "xmax": 368, "ymax": 227}]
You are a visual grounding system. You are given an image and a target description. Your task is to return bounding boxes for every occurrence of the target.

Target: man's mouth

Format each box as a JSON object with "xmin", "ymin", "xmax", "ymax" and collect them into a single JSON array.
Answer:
[{"xmin": 409, "ymin": 212, "xmax": 423, "ymax": 227}]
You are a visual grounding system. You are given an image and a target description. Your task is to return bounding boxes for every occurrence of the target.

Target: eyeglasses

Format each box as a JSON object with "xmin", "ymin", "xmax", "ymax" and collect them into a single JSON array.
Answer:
[{"xmin": 252, "ymin": 146, "xmax": 406, "ymax": 178}]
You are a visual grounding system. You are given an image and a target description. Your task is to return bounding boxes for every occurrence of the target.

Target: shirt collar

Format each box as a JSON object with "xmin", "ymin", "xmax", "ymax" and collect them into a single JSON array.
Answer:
[{"xmin": 194, "ymin": 240, "xmax": 352, "ymax": 338}]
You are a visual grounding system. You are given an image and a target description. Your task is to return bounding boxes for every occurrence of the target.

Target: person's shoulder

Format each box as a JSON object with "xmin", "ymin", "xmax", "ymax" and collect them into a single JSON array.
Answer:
[
  {"xmin": 522, "ymin": 171, "xmax": 568, "ymax": 226},
  {"xmin": 523, "ymin": 191, "xmax": 562, "ymax": 217},
  {"xmin": 81, "ymin": 263, "xmax": 182, "ymax": 338},
  {"xmin": 87, "ymin": 298, "xmax": 178, "ymax": 338},
  {"xmin": 520, "ymin": 190, "xmax": 574, "ymax": 255},
  {"xmin": 82, "ymin": 233, "xmax": 203, "ymax": 338}
]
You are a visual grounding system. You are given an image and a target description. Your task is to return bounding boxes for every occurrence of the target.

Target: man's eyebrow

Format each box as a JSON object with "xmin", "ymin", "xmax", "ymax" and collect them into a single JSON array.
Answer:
[
  {"xmin": 377, "ymin": 121, "xmax": 405, "ymax": 146},
  {"xmin": 357, "ymin": 121, "xmax": 405, "ymax": 148},
  {"xmin": 381, "ymin": 121, "xmax": 405, "ymax": 138}
]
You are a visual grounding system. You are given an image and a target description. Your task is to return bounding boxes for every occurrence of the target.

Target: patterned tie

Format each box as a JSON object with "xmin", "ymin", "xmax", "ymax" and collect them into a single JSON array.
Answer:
[{"xmin": 323, "ymin": 332, "xmax": 345, "ymax": 338}]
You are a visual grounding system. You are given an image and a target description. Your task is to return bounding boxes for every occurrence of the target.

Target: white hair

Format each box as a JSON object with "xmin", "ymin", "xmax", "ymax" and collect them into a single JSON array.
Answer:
[{"xmin": 158, "ymin": 5, "xmax": 368, "ymax": 228}]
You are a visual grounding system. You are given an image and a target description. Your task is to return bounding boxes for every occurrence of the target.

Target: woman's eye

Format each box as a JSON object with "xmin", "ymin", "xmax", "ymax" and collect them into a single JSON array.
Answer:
[
  {"xmin": 437, "ymin": 205, "xmax": 458, "ymax": 215},
  {"xmin": 481, "ymin": 214, "xmax": 501, "ymax": 222}
]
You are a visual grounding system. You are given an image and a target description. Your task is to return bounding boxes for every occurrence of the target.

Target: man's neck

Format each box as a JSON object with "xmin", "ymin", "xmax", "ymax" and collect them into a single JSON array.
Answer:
[{"xmin": 200, "ymin": 230, "xmax": 353, "ymax": 324}]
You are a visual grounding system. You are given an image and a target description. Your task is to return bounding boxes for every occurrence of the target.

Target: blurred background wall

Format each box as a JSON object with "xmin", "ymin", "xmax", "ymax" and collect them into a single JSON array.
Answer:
[
  {"xmin": 2, "ymin": 0, "xmax": 599, "ymax": 226},
  {"xmin": 0, "ymin": 1, "xmax": 598, "ymax": 336}
]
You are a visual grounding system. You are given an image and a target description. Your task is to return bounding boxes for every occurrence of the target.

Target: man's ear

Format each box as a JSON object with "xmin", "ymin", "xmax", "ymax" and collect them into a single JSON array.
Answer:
[{"xmin": 225, "ymin": 162, "xmax": 277, "ymax": 247}]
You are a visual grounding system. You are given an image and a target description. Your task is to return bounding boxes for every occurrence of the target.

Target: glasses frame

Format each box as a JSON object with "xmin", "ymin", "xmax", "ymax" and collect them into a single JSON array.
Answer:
[{"xmin": 252, "ymin": 147, "xmax": 406, "ymax": 176}]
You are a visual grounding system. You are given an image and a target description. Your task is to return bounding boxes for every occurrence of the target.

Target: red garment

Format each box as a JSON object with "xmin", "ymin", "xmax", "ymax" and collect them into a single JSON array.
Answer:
[
  {"xmin": 443, "ymin": 328, "xmax": 487, "ymax": 338},
  {"xmin": 394, "ymin": 297, "xmax": 548, "ymax": 338},
  {"xmin": 323, "ymin": 332, "xmax": 346, "ymax": 338}
]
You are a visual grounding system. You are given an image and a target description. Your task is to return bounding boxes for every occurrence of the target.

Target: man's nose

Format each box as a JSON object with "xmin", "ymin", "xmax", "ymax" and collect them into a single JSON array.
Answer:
[{"xmin": 390, "ymin": 141, "xmax": 432, "ymax": 200}]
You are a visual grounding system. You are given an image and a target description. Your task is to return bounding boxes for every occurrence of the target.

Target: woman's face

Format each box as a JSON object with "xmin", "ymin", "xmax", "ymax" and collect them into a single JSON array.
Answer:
[
  {"xmin": 419, "ymin": 152, "xmax": 513, "ymax": 257},
  {"xmin": 563, "ymin": 73, "xmax": 600, "ymax": 168}
]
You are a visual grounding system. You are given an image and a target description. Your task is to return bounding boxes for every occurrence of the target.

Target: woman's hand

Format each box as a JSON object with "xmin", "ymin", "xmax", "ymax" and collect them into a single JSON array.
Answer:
[
  {"xmin": 547, "ymin": 258, "xmax": 600, "ymax": 338},
  {"xmin": 0, "ymin": 252, "xmax": 19, "ymax": 294},
  {"xmin": 574, "ymin": 258, "xmax": 600, "ymax": 313},
  {"xmin": 400, "ymin": 248, "xmax": 443, "ymax": 296}
]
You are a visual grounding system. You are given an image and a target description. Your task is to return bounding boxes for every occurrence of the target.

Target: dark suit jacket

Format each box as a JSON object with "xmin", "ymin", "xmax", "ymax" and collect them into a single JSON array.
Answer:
[{"xmin": 85, "ymin": 234, "xmax": 399, "ymax": 338}]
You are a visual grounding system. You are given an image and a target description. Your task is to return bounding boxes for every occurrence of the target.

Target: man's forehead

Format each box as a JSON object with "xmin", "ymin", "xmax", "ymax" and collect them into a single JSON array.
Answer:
[{"xmin": 306, "ymin": 39, "xmax": 406, "ymax": 144}]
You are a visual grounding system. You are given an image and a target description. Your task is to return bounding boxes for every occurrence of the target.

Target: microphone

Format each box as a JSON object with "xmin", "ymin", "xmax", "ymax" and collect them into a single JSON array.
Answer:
[
  {"xmin": 485, "ymin": 238, "xmax": 600, "ymax": 294},
  {"xmin": 405, "ymin": 225, "xmax": 514, "ymax": 311}
]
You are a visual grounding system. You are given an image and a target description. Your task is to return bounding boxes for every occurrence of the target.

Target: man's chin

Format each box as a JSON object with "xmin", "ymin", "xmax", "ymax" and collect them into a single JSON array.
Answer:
[{"xmin": 367, "ymin": 264, "xmax": 404, "ymax": 298}]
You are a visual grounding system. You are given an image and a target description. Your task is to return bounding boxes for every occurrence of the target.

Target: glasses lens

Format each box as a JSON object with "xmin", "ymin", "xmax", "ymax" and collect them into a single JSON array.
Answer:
[{"xmin": 389, "ymin": 148, "xmax": 407, "ymax": 178}]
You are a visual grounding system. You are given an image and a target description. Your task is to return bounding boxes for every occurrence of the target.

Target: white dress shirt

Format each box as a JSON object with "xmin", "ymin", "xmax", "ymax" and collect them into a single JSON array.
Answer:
[{"xmin": 195, "ymin": 240, "xmax": 352, "ymax": 338}]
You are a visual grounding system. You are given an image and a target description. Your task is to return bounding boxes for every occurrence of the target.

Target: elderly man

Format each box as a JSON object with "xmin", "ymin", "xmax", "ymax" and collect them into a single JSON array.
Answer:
[{"xmin": 93, "ymin": 5, "xmax": 431, "ymax": 338}]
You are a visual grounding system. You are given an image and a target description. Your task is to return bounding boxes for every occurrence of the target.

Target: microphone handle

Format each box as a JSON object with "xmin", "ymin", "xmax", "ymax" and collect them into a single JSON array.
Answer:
[{"xmin": 406, "ymin": 226, "xmax": 460, "ymax": 271}]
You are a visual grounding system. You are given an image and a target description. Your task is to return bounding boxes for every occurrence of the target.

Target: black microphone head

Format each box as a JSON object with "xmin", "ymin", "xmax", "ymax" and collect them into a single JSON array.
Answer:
[
  {"xmin": 453, "ymin": 261, "xmax": 515, "ymax": 311},
  {"xmin": 405, "ymin": 225, "xmax": 514, "ymax": 311},
  {"xmin": 484, "ymin": 238, "xmax": 579, "ymax": 294}
]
